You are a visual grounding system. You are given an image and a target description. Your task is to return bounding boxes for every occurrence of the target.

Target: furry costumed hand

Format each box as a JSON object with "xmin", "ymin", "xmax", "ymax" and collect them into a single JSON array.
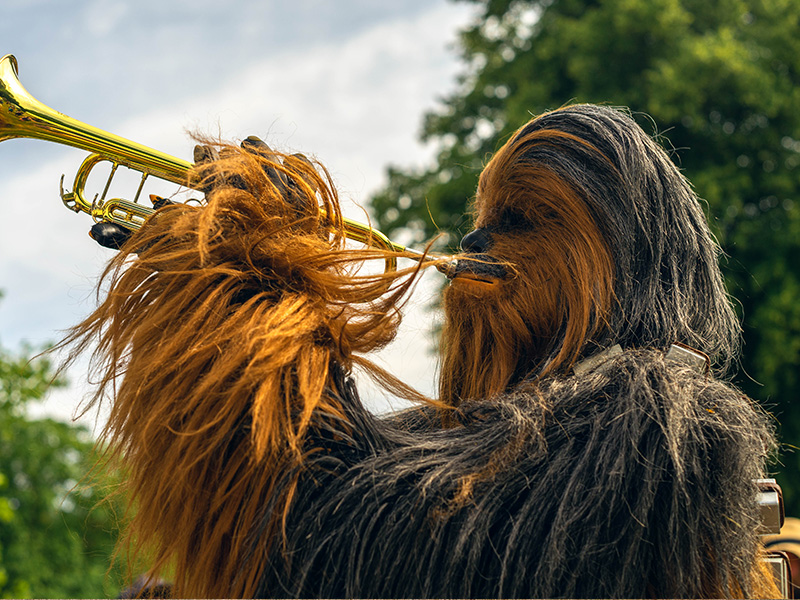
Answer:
[
  {"xmin": 61, "ymin": 134, "xmax": 428, "ymax": 598},
  {"xmin": 193, "ymin": 136, "xmax": 320, "ymax": 222},
  {"xmin": 85, "ymin": 136, "xmax": 315, "ymax": 249}
]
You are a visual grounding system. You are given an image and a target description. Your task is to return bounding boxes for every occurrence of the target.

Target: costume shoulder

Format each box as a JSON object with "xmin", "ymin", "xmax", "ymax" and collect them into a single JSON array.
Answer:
[
  {"xmin": 256, "ymin": 350, "xmax": 773, "ymax": 598},
  {"xmin": 523, "ymin": 349, "xmax": 772, "ymax": 597}
]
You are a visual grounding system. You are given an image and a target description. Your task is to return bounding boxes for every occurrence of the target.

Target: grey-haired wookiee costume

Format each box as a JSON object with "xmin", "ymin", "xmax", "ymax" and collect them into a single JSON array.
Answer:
[
  {"xmin": 252, "ymin": 357, "xmax": 770, "ymax": 598},
  {"xmin": 251, "ymin": 106, "xmax": 776, "ymax": 598}
]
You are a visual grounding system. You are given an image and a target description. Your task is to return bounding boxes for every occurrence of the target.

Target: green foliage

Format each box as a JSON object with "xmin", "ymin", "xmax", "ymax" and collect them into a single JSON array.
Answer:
[
  {"xmin": 0, "ymin": 341, "xmax": 123, "ymax": 598},
  {"xmin": 371, "ymin": 0, "xmax": 800, "ymax": 511}
]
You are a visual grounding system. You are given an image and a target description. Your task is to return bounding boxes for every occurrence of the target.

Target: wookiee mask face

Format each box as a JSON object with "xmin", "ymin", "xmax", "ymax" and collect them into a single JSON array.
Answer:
[
  {"xmin": 439, "ymin": 104, "xmax": 743, "ymax": 406},
  {"xmin": 439, "ymin": 125, "xmax": 616, "ymax": 406}
]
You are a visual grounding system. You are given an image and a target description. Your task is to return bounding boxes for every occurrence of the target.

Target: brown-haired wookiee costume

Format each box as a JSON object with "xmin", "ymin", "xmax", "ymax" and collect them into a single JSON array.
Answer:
[{"xmin": 65, "ymin": 105, "xmax": 778, "ymax": 598}]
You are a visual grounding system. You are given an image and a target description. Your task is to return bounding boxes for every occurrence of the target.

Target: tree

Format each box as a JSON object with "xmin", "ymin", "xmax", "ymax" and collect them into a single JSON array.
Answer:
[
  {"xmin": 371, "ymin": 0, "xmax": 800, "ymax": 512},
  {"xmin": 0, "ymin": 334, "xmax": 124, "ymax": 598}
]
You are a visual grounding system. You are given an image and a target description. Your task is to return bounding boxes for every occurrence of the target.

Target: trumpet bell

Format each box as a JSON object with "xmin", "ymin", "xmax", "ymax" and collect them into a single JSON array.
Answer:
[
  {"xmin": 0, "ymin": 54, "xmax": 190, "ymax": 180},
  {"xmin": 1, "ymin": 53, "xmax": 193, "ymax": 229}
]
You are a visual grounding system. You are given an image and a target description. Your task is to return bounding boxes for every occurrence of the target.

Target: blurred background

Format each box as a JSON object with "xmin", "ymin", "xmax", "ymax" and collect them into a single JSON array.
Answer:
[
  {"xmin": 0, "ymin": 1, "xmax": 472, "ymax": 595},
  {"xmin": 2, "ymin": 0, "xmax": 800, "ymax": 596}
]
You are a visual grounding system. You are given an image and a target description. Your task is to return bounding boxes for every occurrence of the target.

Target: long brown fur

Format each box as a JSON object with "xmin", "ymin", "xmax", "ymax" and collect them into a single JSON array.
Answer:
[
  {"xmin": 60, "ymin": 145, "xmax": 441, "ymax": 598},
  {"xmin": 440, "ymin": 130, "xmax": 616, "ymax": 405},
  {"xmin": 61, "ymin": 105, "xmax": 778, "ymax": 598},
  {"xmin": 436, "ymin": 105, "xmax": 776, "ymax": 596}
]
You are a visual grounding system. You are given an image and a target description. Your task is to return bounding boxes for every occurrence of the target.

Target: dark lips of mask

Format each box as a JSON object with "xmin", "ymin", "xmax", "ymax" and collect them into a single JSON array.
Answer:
[{"xmin": 450, "ymin": 253, "xmax": 508, "ymax": 283}]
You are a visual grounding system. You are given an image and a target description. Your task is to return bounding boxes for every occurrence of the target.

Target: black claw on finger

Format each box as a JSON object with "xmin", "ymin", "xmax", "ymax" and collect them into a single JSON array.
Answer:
[
  {"xmin": 193, "ymin": 144, "xmax": 219, "ymax": 164},
  {"xmin": 241, "ymin": 136, "xmax": 273, "ymax": 157},
  {"xmin": 149, "ymin": 194, "xmax": 176, "ymax": 210}
]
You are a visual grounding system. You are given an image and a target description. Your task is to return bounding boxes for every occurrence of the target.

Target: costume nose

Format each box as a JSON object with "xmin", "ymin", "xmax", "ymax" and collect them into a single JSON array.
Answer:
[{"xmin": 460, "ymin": 228, "xmax": 493, "ymax": 253}]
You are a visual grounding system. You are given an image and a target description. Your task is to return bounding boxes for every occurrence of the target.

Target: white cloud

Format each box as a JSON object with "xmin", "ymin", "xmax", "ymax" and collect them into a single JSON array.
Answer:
[
  {"xmin": 0, "ymin": 1, "xmax": 475, "ymax": 424},
  {"xmin": 113, "ymin": 3, "xmax": 469, "ymax": 201},
  {"xmin": 83, "ymin": 1, "xmax": 130, "ymax": 37}
]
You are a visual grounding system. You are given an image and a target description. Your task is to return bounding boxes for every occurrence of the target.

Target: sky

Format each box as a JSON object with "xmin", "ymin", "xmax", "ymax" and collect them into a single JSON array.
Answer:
[{"xmin": 0, "ymin": 0, "xmax": 478, "ymax": 430}]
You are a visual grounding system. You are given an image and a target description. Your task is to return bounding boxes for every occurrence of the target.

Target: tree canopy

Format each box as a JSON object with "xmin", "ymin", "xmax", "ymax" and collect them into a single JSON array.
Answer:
[
  {"xmin": 0, "ymin": 334, "xmax": 123, "ymax": 598},
  {"xmin": 371, "ymin": 0, "xmax": 800, "ymax": 511}
]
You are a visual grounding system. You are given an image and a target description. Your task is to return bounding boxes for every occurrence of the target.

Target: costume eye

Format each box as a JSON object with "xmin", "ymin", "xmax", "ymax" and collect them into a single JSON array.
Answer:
[{"xmin": 498, "ymin": 209, "xmax": 529, "ymax": 232}]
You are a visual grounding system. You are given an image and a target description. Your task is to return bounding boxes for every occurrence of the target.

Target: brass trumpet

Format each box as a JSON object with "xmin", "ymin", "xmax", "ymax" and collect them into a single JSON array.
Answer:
[{"xmin": 0, "ymin": 54, "xmax": 454, "ymax": 275}]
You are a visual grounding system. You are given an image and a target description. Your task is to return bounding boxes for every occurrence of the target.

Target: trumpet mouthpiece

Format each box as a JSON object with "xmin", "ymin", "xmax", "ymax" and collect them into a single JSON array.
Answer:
[{"xmin": 436, "ymin": 258, "xmax": 458, "ymax": 279}]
